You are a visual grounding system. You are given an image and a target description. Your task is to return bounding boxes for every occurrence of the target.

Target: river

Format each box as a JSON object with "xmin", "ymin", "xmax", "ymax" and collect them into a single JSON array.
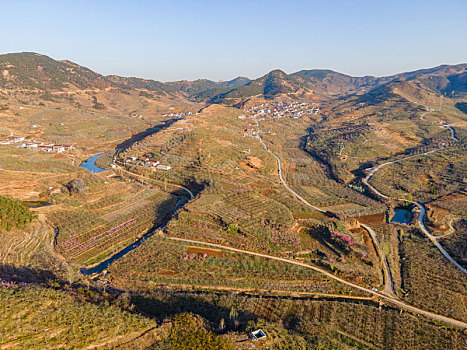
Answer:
[
  {"xmin": 80, "ymin": 153, "xmax": 107, "ymax": 173},
  {"xmin": 81, "ymin": 224, "xmax": 164, "ymax": 275}
]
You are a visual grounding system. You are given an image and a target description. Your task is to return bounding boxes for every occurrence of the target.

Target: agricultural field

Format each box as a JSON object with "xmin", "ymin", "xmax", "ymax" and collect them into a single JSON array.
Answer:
[
  {"xmin": 108, "ymin": 236, "xmax": 368, "ymax": 296},
  {"xmin": 369, "ymin": 147, "xmax": 467, "ymax": 206},
  {"xmin": 167, "ymin": 192, "xmax": 380, "ymax": 287},
  {"xmin": 115, "ymin": 105, "xmax": 385, "ymax": 289},
  {"xmin": 0, "ymin": 284, "xmax": 155, "ymax": 349},
  {"xmin": 399, "ymin": 231, "xmax": 467, "ymax": 322},
  {"xmin": 0, "ymin": 101, "xmax": 181, "ymax": 201},
  {"xmin": 0, "ymin": 103, "xmax": 153, "ymax": 153},
  {"xmin": 304, "ymin": 96, "xmax": 463, "ymax": 185},
  {"xmin": 0, "ymin": 220, "xmax": 64, "ymax": 274},
  {"xmin": 0, "ymin": 146, "xmax": 76, "ymax": 173},
  {"xmin": 438, "ymin": 219, "xmax": 467, "ymax": 267},
  {"xmin": 0, "ymin": 145, "xmax": 81, "ymax": 201},
  {"xmin": 48, "ymin": 172, "xmax": 182, "ymax": 266},
  {"xmin": 133, "ymin": 290, "xmax": 467, "ymax": 350},
  {"xmin": 247, "ymin": 108, "xmax": 387, "ymax": 217},
  {"xmin": 2, "ymin": 50, "xmax": 467, "ymax": 349}
]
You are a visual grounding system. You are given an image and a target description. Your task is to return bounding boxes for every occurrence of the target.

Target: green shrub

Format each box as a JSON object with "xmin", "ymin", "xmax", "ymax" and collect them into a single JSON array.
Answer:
[
  {"xmin": 0, "ymin": 195, "xmax": 35, "ymax": 231},
  {"xmin": 169, "ymin": 313, "xmax": 232, "ymax": 350}
]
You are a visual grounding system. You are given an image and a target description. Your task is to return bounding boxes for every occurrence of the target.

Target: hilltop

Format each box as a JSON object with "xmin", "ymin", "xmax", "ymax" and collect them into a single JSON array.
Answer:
[
  {"xmin": 208, "ymin": 64, "xmax": 467, "ymax": 105},
  {"xmin": 0, "ymin": 52, "xmax": 110, "ymax": 91},
  {"xmin": 0, "ymin": 52, "xmax": 250, "ymax": 99},
  {"xmin": 2, "ymin": 52, "xmax": 466, "ymax": 108}
]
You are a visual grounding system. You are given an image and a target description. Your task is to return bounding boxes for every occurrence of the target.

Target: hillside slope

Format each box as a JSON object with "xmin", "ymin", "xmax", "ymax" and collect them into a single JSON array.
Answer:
[
  {"xmin": 0, "ymin": 52, "xmax": 110, "ymax": 91},
  {"xmin": 0, "ymin": 52, "xmax": 251, "ymax": 101},
  {"xmin": 208, "ymin": 64, "xmax": 467, "ymax": 104}
]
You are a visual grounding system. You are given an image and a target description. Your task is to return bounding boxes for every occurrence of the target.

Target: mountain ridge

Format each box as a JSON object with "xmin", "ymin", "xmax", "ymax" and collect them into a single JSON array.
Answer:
[{"xmin": 1, "ymin": 52, "xmax": 466, "ymax": 103}]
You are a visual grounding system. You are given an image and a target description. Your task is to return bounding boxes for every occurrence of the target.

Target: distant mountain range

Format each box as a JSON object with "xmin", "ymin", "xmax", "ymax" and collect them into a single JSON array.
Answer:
[
  {"xmin": 211, "ymin": 64, "xmax": 467, "ymax": 105},
  {"xmin": 1, "ymin": 52, "xmax": 466, "ymax": 105}
]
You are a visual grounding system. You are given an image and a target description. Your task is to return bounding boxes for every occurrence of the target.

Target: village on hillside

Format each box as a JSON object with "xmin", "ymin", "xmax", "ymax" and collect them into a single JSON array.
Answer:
[
  {"xmin": 240, "ymin": 102, "xmax": 320, "ymax": 138},
  {"xmin": 0, "ymin": 136, "xmax": 73, "ymax": 153},
  {"xmin": 242, "ymin": 102, "xmax": 319, "ymax": 120}
]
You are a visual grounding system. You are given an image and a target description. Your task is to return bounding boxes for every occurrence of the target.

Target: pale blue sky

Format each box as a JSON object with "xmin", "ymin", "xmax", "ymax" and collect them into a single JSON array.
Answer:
[{"xmin": 1, "ymin": 0, "xmax": 466, "ymax": 81}]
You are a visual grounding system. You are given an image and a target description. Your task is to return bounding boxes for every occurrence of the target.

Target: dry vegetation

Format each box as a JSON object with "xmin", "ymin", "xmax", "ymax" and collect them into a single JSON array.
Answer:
[
  {"xmin": 109, "ymin": 236, "xmax": 365, "ymax": 296},
  {"xmin": 116, "ymin": 105, "xmax": 383, "ymax": 289},
  {"xmin": 48, "ymin": 173, "xmax": 181, "ymax": 265},
  {"xmin": 399, "ymin": 230, "xmax": 467, "ymax": 322},
  {"xmin": 0, "ymin": 56, "xmax": 466, "ymax": 348}
]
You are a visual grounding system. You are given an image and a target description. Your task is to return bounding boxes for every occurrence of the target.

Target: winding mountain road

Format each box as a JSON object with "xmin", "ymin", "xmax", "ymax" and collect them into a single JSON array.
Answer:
[
  {"xmin": 163, "ymin": 235, "xmax": 467, "ymax": 328},
  {"xmin": 435, "ymin": 218, "xmax": 462, "ymax": 239},
  {"xmin": 86, "ymin": 115, "xmax": 467, "ymax": 328},
  {"xmin": 254, "ymin": 118, "xmax": 324, "ymax": 213},
  {"xmin": 253, "ymin": 117, "xmax": 396, "ymax": 296},
  {"xmin": 442, "ymin": 125, "xmax": 458, "ymax": 141},
  {"xmin": 362, "ymin": 130, "xmax": 466, "ymax": 274}
]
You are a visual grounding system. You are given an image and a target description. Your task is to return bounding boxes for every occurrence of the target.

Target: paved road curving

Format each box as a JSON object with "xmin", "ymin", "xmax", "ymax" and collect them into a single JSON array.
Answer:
[
  {"xmin": 95, "ymin": 115, "xmax": 467, "ymax": 327},
  {"xmin": 163, "ymin": 235, "xmax": 467, "ymax": 328},
  {"xmin": 254, "ymin": 118, "xmax": 324, "ymax": 213},
  {"xmin": 360, "ymin": 224, "xmax": 396, "ymax": 297},
  {"xmin": 254, "ymin": 117, "xmax": 396, "ymax": 296},
  {"xmin": 435, "ymin": 218, "xmax": 462, "ymax": 239},
  {"xmin": 242, "ymin": 116, "xmax": 467, "ymax": 327},
  {"xmin": 442, "ymin": 125, "xmax": 458, "ymax": 141},
  {"xmin": 363, "ymin": 146, "xmax": 467, "ymax": 274}
]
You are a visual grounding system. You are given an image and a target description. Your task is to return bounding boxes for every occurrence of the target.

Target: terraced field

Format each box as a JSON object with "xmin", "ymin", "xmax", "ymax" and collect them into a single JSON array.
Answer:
[
  {"xmin": 49, "ymin": 177, "xmax": 181, "ymax": 265},
  {"xmin": 0, "ymin": 285, "xmax": 155, "ymax": 349},
  {"xmin": 109, "ymin": 236, "xmax": 364, "ymax": 296},
  {"xmin": 114, "ymin": 105, "xmax": 383, "ymax": 289}
]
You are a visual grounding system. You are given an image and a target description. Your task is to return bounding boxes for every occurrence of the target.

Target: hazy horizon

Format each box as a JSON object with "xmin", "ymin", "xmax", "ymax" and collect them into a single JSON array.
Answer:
[{"xmin": 2, "ymin": 0, "xmax": 467, "ymax": 82}]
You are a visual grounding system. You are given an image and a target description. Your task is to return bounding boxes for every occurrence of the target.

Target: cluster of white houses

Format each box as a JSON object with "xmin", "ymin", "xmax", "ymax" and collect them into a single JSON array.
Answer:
[
  {"xmin": 19, "ymin": 142, "xmax": 73, "ymax": 153},
  {"xmin": 243, "ymin": 102, "xmax": 319, "ymax": 119},
  {"xmin": 0, "ymin": 136, "xmax": 73, "ymax": 153},
  {"xmin": 0, "ymin": 136, "xmax": 26, "ymax": 144},
  {"xmin": 123, "ymin": 156, "xmax": 171, "ymax": 170},
  {"xmin": 161, "ymin": 112, "xmax": 192, "ymax": 117}
]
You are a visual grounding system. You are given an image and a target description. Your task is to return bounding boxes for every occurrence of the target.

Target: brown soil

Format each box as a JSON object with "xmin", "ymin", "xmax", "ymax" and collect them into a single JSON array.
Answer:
[
  {"xmin": 357, "ymin": 213, "xmax": 385, "ymax": 225},
  {"xmin": 289, "ymin": 162, "xmax": 297, "ymax": 173},
  {"xmin": 186, "ymin": 246, "xmax": 223, "ymax": 257},
  {"xmin": 293, "ymin": 211, "xmax": 327, "ymax": 219},
  {"xmin": 350, "ymin": 227, "xmax": 366, "ymax": 235},
  {"xmin": 240, "ymin": 156, "xmax": 263, "ymax": 172},
  {"xmin": 260, "ymin": 189, "xmax": 276, "ymax": 196},
  {"xmin": 158, "ymin": 269, "xmax": 178, "ymax": 276},
  {"xmin": 437, "ymin": 191, "xmax": 467, "ymax": 202}
]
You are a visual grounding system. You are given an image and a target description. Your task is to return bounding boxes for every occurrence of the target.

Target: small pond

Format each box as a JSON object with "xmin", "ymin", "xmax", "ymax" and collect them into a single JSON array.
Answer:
[
  {"xmin": 80, "ymin": 154, "xmax": 107, "ymax": 173},
  {"xmin": 390, "ymin": 208, "xmax": 412, "ymax": 224},
  {"xmin": 22, "ymin": 200, "xmax": 51, "ymax": 208}
]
